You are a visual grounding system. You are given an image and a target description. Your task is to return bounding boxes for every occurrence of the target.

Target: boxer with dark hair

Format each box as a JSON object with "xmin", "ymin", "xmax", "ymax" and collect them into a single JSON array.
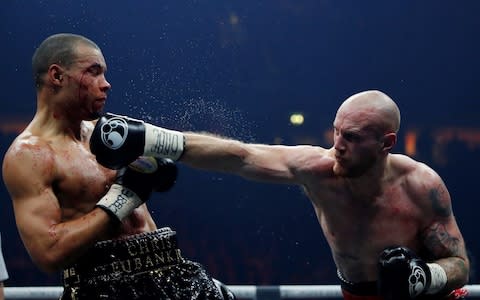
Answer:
[
  {"xmin": 92, "ymin": 90, "xmax": 470, "ymax": 299},
  {"xmin": 2, "ymin": 33, "xmax": 234, "ymax": 300}
]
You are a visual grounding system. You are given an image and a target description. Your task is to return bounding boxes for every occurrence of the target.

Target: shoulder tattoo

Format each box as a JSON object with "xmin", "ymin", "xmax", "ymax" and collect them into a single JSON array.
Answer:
[{"xmin": 429, "ymin": 184, "xmax": 452, "ymax": 218}]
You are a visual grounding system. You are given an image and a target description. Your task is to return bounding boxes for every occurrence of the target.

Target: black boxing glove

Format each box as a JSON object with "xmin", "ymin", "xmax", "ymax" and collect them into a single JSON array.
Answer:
[
  {"xmin": 378, "ymin": 246, "xmax": 448, "ymax": 300},
  {"xmin": 90, "ymin": 113, "xmax": 185, "ymax": 169},
  {"xmin": 96, "ymin": 156, "xmax": 178, "ymax": 221},
  {"xmin": 128, "ymin": 156, "xmax": 178, "ymax": 192}
]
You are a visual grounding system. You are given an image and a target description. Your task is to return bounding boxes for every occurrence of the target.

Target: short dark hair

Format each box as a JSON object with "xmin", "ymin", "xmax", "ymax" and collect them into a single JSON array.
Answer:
[{"xmin": 32, "ymin": 33, "xmax": 99, "ymax": 90}]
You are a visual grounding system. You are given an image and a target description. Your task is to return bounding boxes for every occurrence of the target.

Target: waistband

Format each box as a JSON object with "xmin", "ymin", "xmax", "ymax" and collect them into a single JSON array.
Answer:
[
  {"xmin": 63, "ymin": 227, "xmax": 184, "ymax": 288},
  {"xmin": 337, "ymin": 270, "xmax": 378, "ymax": 296},
  {"xmin": 337, "ymin": 270, "xmax": 468, "ymax": 300}
]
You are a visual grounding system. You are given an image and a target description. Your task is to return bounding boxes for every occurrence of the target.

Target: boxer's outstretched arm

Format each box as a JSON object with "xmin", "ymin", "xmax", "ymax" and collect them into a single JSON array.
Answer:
[
  {"xmin": 89, "ymin": 113, "xmax": 329, "ymax": 183},
  {"xmin": 2, "ymin": 140, "xmax": 113, "ymax": 272},
  {"xmin": 181, "ymin": 132, "xmax": 325, "ymax": 184}
]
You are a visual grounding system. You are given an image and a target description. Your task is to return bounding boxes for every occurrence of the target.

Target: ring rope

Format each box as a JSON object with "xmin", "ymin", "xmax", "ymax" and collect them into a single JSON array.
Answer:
[{"xmin": 4, "ymin": 285, "xmax": 480, "ymax": 299}]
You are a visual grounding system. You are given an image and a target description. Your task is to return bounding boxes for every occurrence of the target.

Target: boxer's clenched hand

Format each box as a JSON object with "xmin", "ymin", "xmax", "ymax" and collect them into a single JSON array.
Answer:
[
  {"xmin": 96, "ymin": 156, "xmax": 178, "ymax": 221},
  {"xmin": 378, "ymin": 246, "xmax": 447, "ymax": 300}
]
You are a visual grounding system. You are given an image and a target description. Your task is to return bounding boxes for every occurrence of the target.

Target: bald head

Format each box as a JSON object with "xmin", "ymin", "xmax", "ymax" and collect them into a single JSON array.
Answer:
[{"xmin": 337, "ymin": 90, "xmax": 401, "ymax": 135}]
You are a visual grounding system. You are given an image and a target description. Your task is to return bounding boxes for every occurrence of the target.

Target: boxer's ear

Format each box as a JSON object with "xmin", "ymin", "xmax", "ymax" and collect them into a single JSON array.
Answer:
[
  {"xmin": 380, "ymin": 132, "xmax": 396, "ymax": 153},
  {"xmin": 48, "ymin": 64, "xmax": 65, "ymax": 87}
]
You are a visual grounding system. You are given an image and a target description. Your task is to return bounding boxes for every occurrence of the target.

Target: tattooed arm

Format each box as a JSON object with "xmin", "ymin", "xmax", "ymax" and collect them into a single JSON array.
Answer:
[{"xmin": 417, "ymin": 166, "xmax": 470, "ymax": 291}]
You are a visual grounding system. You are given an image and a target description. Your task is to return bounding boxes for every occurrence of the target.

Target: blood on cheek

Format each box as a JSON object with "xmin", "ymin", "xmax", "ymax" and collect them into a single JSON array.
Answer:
[{"xmin": 77, "ymin": 72, "xmax": 89, "ymax": 100}]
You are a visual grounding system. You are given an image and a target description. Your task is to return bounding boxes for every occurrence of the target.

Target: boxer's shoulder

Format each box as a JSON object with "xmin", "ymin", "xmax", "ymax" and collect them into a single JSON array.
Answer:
[
  {"xmin": 5, "ymin": 130, "xmax": 55, "ymax": 164},
  {"xmin": 2, "ymin": 132, "xmax": 58, "ymax": 198}
]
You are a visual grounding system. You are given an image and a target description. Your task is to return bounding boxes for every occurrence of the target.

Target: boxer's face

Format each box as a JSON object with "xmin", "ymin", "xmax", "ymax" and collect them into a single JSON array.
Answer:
[
  {"xmin": 332, "ymin": 107, "xmax": 383, "ymax": 177},
  {"xmin": 62, "ymin": 44, "xmax": 111, "ymax": 120}
]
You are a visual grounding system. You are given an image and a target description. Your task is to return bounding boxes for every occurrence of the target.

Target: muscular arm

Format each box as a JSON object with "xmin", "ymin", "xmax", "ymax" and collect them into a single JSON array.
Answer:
[
  {"xmin": 417, "ymin": 169, "xmax": 470, "ymax": 290},
  {"xmin": 2, "ymin": 140, "xmax": 113, "ymax": 272},
  {"xmin": 182, "ymin": 132, "xmax": 325, "ymax": 184}
]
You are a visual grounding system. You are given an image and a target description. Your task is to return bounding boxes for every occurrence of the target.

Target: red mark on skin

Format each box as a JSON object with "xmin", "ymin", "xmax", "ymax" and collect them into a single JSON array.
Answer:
[
  {"xmin": 53, "ymin": 111, "xmax": 60, "ymax": 119},
  {"xmin": 48, "ymin": 225, "xmax": 58, "ymax": 239},
  {"xmin": 78, "ymin": 71, "xmax": 88, "ymax": 102}
]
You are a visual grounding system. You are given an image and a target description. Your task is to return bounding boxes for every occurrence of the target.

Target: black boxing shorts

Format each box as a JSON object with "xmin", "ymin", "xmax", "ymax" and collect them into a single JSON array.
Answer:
[
  {"xmin": 337, "ymin": 270, "xmax": 467, "ymax": 300},
  {"xmin": 61, "ymin": 227, "xmax": 234, "ymax": 300}
]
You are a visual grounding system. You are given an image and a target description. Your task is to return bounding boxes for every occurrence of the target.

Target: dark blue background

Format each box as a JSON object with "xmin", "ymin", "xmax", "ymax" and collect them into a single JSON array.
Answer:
[{"xmin": 1, "ymin": 0, "xmax": 479, "ymax": 293}]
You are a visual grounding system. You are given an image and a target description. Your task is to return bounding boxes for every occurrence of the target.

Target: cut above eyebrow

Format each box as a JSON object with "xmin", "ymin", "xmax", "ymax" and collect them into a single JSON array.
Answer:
[
  {"xmin": 86, "ymin": 63, "xmax": 107, "ymax": 73},
  {"xmin": 90, "ymin": 63, "xmax": 103, "ymax": 69}
]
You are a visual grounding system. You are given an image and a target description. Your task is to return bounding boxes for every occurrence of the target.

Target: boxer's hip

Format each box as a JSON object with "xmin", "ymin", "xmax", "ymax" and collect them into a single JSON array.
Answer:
[
  {"xmin": 61, "ymin": 227, "xmax": 225, "ymax": 299},
  {"xmin": 62, "ymin": 227, "xmax": 183, "ymax": 287}
]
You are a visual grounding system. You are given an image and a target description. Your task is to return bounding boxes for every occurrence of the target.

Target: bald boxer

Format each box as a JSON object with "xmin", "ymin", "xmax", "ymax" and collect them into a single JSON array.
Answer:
[
  {"xmin": 91, "ymin": 90, "xmax": 469, "ymax": 299},
  {"xmin": 2, "ymin": 33, "xmax": 234, "ymax": 300}
]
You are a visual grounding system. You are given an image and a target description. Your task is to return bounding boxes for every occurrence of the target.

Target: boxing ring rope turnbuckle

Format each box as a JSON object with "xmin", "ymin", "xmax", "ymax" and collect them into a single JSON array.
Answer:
[{"xmin": 4, "ymin": 285, "xmax": 480, "ymax": 299}]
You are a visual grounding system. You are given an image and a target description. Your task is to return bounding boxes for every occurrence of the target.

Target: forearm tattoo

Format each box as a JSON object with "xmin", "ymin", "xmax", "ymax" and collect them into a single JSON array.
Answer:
[
  {"xmin": 422, "ymin": 184, "xmax": 463, "ymax": 257},
  {"xmin": 423, "ymin": 223, "xmax": 469, "ymax": 285},
  {"xmin": 422, "ymin": 223, "xmax": 461, "ymax": 257},
  {"xmin": 423, "ymin": 185, "xmax": 469, "ymax": 284}
]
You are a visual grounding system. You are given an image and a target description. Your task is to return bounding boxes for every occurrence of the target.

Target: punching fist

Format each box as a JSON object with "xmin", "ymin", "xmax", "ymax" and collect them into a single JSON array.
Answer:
[
  {"xmin": 378, "ymin": 246, "xmax": 447, "ymax": 300},
  {"xmin": 90, "ymin": 113, "xmax": 184, "ymax": 169},
  {"xmin": 96, "ymin": 156, "xmax": 178, "ymax": 221}
]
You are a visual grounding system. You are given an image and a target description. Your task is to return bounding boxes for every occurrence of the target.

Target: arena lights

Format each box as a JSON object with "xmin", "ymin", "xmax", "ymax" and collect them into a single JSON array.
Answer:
[{"xmin": 289, "ymin": 113, "xmax": 304, "ymax": 126}]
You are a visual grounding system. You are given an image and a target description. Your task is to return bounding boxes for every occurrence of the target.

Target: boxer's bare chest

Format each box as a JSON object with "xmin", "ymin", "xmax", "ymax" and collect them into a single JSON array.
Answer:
[
  {"xmin": 50, "ymin": 138, "xmax": 154, "ymax": 234},
  {"xmin": 321, "ymin": 186, "xmax": 421, "ymax": 245},
  {"xmin": 52, "ymin": 139, "xmax": 116, "ymax": 214},
  {"xmin": 308, "ymin": 178, "xmax": 426, "ymax": 279}
]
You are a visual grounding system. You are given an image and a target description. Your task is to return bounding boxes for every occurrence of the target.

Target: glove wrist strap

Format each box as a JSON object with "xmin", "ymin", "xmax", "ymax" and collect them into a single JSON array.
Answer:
[
  {"xmin": 426, "ymin": 263, "xmax": 448, "ymax": 294},
  {"xmin": 144, "ymin": 123, "xmax": 185, "ymax": 161},
  {"xmin": 96, "ymin": 184, "xmax": 143, "ymax": 221}
]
